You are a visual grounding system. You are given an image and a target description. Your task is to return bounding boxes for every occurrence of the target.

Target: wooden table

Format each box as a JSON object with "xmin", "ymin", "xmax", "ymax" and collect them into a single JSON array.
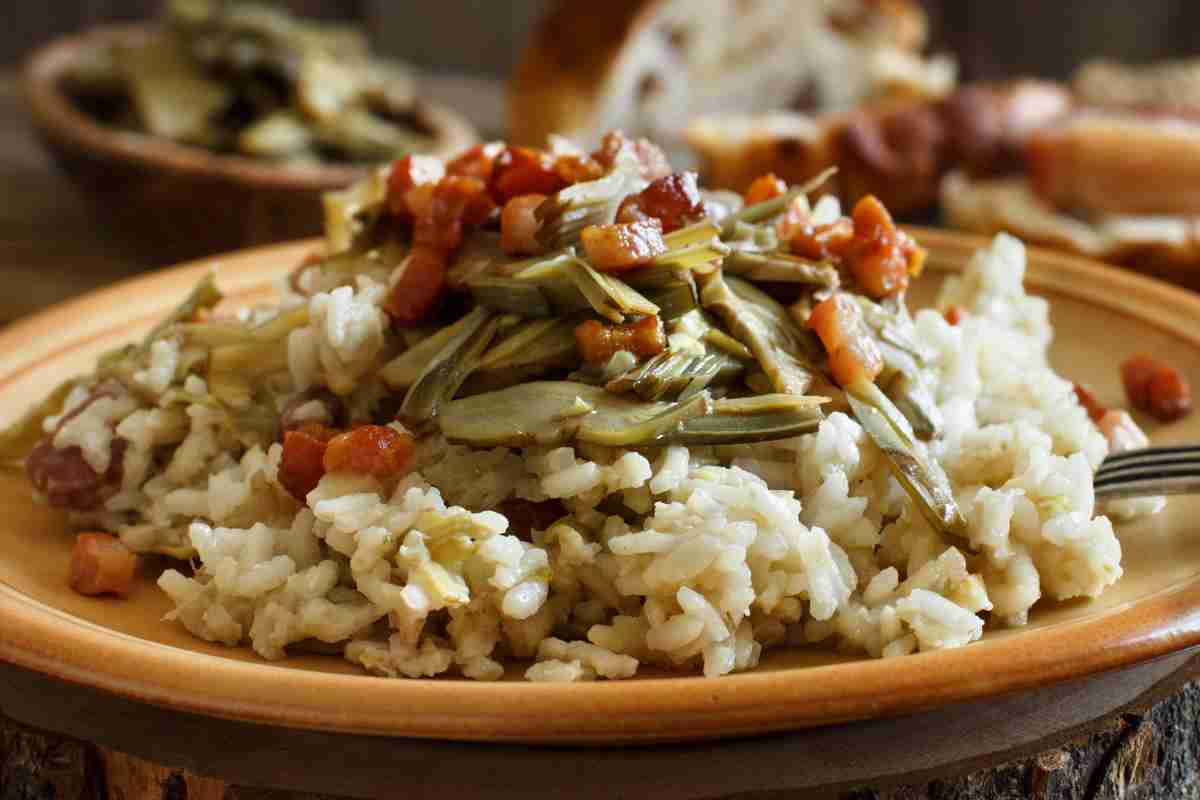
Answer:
[{"xmin": 2, "ymin": 71, "xmax": 1200, "ymax": 800}]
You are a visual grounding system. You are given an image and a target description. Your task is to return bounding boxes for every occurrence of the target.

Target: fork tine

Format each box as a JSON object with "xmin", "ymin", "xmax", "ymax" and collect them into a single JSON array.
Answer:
[
  {"xmin": 1093, "ymin": 445, "xmax": 1200, "ymax": 499},
  {"xmin": 1099, "ymin": 445, "xmax": 1200, "ymax": 467},
  {"xmin": 1094, "ymin": 473, "xmax": 1200, "ymax": 498}
]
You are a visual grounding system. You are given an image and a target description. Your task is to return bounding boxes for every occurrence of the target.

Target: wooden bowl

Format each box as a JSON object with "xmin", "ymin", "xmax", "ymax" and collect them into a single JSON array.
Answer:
[
  {"xmin": 1, "ymin": 230, "xmax": 1200, "ymax": 745},
  {"xmin": 23, "ymin": 24, "xmax": 479, "ymax": 264}
]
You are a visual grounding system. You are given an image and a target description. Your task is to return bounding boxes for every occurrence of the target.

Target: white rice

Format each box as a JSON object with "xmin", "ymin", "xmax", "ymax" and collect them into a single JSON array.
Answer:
[{"xmin": 63, "ymin": 233, "xmax": 1163, "ymax": 680}]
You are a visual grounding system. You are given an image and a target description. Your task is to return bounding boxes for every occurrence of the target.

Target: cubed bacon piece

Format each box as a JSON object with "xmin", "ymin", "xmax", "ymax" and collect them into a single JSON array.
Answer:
[
  {"xmin": 744, "ymin": 172, "xmax": 788, "ymax": 206},
  {"xmin": 592, "ymin": 130, "xmax": 672, "ymax": 179},
  {"xmin": 846, "ymin": 195, "xmax": 913, "ymax": 298},
  {"xmin": 445, "ymin": 142, "xmax": 505, "ymax": 181},
  {"xmin": 1121, "ymin": 353, "xmax": 1193, "ymax": 422},
  {"xmin": 807, "ymin": 294, "xmax": 884, "ymax": 387},
  {"xmin": 414, "ymin": 175, "xmax": 495, "ymax": 253},
  {"xmin": 553, "ymin": 153, "xmax": 604, "ymax": 184},
  {"xmin": 1073, "ymin": 382, "xmax": 1107, "ymax": 422},
  {"xmin": 491, "ymin": 146, "xmax": 568, "ymax": 203},
  {"xmin": 70, "ymin": 532, "xmax": 137, "ymax": 597},
  {"xmin": 323, "ymin": 425, "xmax": 416, "ymax": 479},
  {"xmin": 384, "ymin": 245, "xmax": 447, "ymax": 327},
  {"xmin": 619, "ymin": 172, "xmax": 704, "ymax": 233},
  {"xmin": 1097, "ymin": 409, "xmax": 1150, "ymax": 453},
  {"xmin": 779, "ymin": 198, "xmax": 855, "ymax": 261},
  {"xmin": 279, "ymin": 422, "xmax": 338, "ymax": 501},
  {"xmin": 574, "ymin": 316, "xmax": 667, "ymax": 364},
  {"xmin": 501, "ymin": 194, "xmax": 548, "ymax": 255},
  {"xmin": 386, "ymin": 154, "xmax": 445, "ymax": 219},
  {"xmin": 580, "ymin": 221, "xmax": 667, "ymax": 272}
]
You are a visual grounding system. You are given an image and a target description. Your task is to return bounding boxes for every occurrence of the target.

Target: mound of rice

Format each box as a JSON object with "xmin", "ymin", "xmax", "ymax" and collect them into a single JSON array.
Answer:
[{"xmin": 62, "ymin": 233, "xmax": 1161, "ymax": 680}]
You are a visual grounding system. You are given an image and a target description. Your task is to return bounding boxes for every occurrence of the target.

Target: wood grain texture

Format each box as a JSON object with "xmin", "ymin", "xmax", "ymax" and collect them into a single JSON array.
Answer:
[{"xmin": 1, "ymin": 657, "xmax": 1199, "ymax": 799}]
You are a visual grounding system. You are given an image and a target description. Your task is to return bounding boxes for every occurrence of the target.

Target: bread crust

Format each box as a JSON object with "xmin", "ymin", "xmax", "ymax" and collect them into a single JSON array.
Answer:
[
  {"xmin": 1027, "ymin": 111, "xmax": 1200, "ymax": 217},
  {"xmin": 508, "ymin": 0, "xmax": 657, "ymax": 147},
  {"xmin": 509, "ymin": 0, "xmax": 941, "ymax": 149}
]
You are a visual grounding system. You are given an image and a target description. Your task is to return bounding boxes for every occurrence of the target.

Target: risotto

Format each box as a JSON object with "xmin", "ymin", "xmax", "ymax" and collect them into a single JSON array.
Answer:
[{"xmin": 4, "ymin": 132, "xmax": 1162, "ymax": 681}]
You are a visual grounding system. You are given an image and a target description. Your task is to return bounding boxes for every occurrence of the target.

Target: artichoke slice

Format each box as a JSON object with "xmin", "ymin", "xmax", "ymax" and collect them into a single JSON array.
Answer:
[
  {"xmin": 724, "ymin": 252, "xmax": 840, "ymax": 287},
  {"xmin": 699, "ymin": 273, "xmax": 817, "ymax": 396},
  {"xmin": 438, "ymin": 382, "xmax": 826, "ymax": 449},
  {"xmin": 323, "ymin": 166, "xmax": 389, "ymax": 253},
  {"xmin": 606, "ymin": 350, "xmax": 744, "ymax": 401},
  {"xmin": 844, "ymin": 378, "xmax": 965, "ymax": 539},
  {"xmin": 399, "ymin": 308, "xmax": 500, "ymax": 426},
  {"xmin": 475, "ymin": 318, "xmax": 580, "ymax": 384}
]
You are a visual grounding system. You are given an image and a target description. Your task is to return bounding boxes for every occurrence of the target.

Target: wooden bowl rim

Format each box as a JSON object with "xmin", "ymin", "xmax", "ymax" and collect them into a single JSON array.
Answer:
[
  {"xmin": 2, "ymin": 228, "xmax": 1200, "ymax": 745},
  {"xmin": 22, "ymin": 23, "xmax": 479, "ymax": 191}
]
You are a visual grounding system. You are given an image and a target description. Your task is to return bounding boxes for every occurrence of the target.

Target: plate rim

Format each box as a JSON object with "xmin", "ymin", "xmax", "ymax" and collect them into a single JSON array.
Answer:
[{"xmin": 2, "ymin": 228, "xmax": 1200, "ymax": 745}]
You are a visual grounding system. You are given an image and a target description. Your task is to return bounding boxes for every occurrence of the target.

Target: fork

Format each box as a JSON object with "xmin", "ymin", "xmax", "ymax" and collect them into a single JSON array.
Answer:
[{"xmin": 1094, "ymin": 445, "xmax": 1200, "ymax": 499}]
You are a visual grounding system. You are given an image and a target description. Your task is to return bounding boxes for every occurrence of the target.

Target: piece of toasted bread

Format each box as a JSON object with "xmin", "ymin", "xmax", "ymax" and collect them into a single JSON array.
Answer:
[
  {"xmin": 508, "ymin": 0, "xmax": 953, "ymax": 153},
  {"xmin": 941, "ymin": 170, "xmax": 1200, "ymax": 278},
  {"xmin": 1026, "ymin": 111, "xmax": 1200, "ymax": 217}
]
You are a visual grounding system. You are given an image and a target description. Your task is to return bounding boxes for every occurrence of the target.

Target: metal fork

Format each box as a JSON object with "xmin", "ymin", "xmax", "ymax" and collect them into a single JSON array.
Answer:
[{"xmin": 1094, "ymin": 445, "xmax": 1200, "ymax": 499}]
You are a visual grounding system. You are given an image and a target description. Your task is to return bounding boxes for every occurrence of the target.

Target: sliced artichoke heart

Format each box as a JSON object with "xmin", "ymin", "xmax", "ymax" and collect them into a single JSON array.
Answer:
[{"xmin": 439, "ymin": 382, "xmax": 827, "ymax": 449}]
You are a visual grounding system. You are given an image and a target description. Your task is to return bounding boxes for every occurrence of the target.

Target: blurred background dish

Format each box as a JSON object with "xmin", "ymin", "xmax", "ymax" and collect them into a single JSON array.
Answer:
[
  {"xmin": 5, "ymin": 0, "xmax": 1200, "ymax": 319},
  {"xmin": 22, "ymin": 8, "xmax": 478, "ymax": 264}
]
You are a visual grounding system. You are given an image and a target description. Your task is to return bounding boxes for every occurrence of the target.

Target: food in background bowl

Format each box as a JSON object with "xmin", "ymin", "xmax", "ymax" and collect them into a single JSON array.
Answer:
[
  {"xmin": 2, "ymin": 133, "xmax": 1163, "ymax": 681},
  {"xmin": 23, "ymin": 9, "xmax": 477, "ymax": 259},
  {"xmin": 63, "ymin": 0, "xmax": 469, "ymax": 165}
]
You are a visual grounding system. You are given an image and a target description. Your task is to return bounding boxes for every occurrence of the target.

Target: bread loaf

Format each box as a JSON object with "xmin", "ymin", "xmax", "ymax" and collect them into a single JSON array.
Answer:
[{"xmin": 508, "ymin": 0, "xmax": 953, "ymax": 153}]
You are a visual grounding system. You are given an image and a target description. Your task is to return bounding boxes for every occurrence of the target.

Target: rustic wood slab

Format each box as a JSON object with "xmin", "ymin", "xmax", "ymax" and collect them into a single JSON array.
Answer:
[{"xmin": 1, "ymin": 651, "xmax": 1198, "ymax": 799}]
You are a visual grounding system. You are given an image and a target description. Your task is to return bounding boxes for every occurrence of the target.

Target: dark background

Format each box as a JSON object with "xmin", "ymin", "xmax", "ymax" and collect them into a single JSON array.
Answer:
[{"xmin": 6, "ymin": 1, "xmax": 1200, "ymax": 80}]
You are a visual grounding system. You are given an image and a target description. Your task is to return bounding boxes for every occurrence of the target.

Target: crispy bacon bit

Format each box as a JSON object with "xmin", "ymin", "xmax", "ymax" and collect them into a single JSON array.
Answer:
[
  {"xmin": 414, "ymin": 176, "xmax": 495, "ymax": 253},
  {"xmin": 1097, "ymin": 409, "xmax": 1150, "ymax": 453},
  {"xmin": 845, "ymin": 195, "xmax": 914, "ymax": 298},
  {"xmin": 445, "ymin": 142, "xmax": 505, "ymax": 181},
  {"xmin": 783, "ymin": 194, "xmax": 924, "ymax": 298},
  {"xmin": 501, "ymin": 194, "xmax": 548, "ymax": 256},
  {"xmin": 491, "ymin": 146, "xmax": 568, "ymax": 203},
  {"xmin": 580, "ymin": 220, "xmax": 667, "ymax": 272},
  {"xmin": 1121, "ymin": 354, "xmax": 1193, "ymax": 422},
  {"xmin": 279, "ymin": 422, "xmax": 338, "ymax": 501},
  {"xmin": 384, "ymin": 245, "xmax": 448, "ymax": 327},
  {"xmin": 943, "ymin": 305, "xmax": 965, "ymax": 326},
  {"xmin": 574, "ymin": 315, "xmax": 667, "ymax": 364},
  {"xmin": 323, "ymin": 425, "xmax": 416, "ymax": 479},
  {"xmin": 592, "ymin": 130, "xmax": 672, "ymax": 180},
  {"xmin": 618, "ymin": 172, "xmax": 704, "ymax": 233},
  {"xmin": 553, "ymin": 153, "xmax": 605, "ymax": 185},
  {"xmin": 1073, "ymin": 382, "xmax": 1107, "ymax": 422},
  {"xmin": 807, "ymin": 294, "xmax": 884, "ymax": 387},
  {"xmin": 778, "ymin": 198, "xmax": 854, "ymax": 260},
  {"xmin": 744, "ymin": 173, "xmax": 788, "ymax": 206},
  {"xmin": 496, "ymin": 499, "xmax": 566, "ymax": 539},
  {"xmin": 70, "ymin": 532, "xmax": 137, "ymax": 597},
  {"xmin": 386, "ymin": 154, "xmax": 445, "ymax": 218}
]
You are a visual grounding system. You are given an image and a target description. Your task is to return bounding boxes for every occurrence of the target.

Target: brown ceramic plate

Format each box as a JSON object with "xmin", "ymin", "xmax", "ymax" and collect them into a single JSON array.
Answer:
[
  {"xmin": 0, "ymin": 229, "xmax": 1199, "ymax": 745},
  {"xmin": 23, "ymin": 24, "xmax": 478, "ymax": 261}
]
